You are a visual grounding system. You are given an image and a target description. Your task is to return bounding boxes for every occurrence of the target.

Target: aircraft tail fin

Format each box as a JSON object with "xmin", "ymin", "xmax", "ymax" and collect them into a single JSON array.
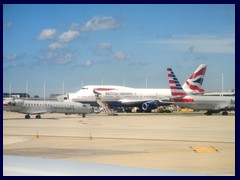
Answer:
[
  {"xmin": 182, "ymin": 64, "xmax": 207, "ymax": 94},
  {"xmin": 167, "ymin": 68, "xmax": 187, "ymax": 97}
]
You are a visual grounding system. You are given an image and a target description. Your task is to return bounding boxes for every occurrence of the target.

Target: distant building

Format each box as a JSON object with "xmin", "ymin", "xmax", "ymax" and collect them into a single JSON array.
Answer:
[{"xmin": 3, "ymin": 93, "xmax": 30, "ymax": 98}]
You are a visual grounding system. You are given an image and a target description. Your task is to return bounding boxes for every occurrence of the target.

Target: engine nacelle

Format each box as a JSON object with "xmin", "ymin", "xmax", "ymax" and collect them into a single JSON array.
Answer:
[
  {"xmin": 7, "ymin": 100, "xmax": 24, "ymax": 106},
  {"xmin": 142, "ymin": 102, "xmax": 158, "ymax": 112}
]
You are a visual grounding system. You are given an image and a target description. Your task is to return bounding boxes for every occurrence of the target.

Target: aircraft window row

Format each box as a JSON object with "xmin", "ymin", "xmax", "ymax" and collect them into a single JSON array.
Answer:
[{"xmin": 24, "ymin": 103, "xmax": 77, "ymax": 108}]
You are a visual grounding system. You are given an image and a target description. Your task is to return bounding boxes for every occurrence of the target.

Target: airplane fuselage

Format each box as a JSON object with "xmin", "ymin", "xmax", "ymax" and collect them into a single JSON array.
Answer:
[
  {"xmin": 173, "ymin": 95, "xmax": 235, "ymax": 111},
  {"xmin": 4, "ymin": 99, "xmax": 93, "ymax": 117},
  {"xmin": 72, "ymin": 86, "xmax": 173, "ymax": 108}
]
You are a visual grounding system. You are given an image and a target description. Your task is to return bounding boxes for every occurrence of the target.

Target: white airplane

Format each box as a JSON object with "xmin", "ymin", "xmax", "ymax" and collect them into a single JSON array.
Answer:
[
  {"xmin": 71, "ymin": 64, "xmax": 207, "ymax": 112},
  {"xmin": 3, "ymin": 99, "xmax": 93, "ymax": 119},
  {"xmin": 167, "ymin": 67, "xmax": 235, "ymax": 115}
]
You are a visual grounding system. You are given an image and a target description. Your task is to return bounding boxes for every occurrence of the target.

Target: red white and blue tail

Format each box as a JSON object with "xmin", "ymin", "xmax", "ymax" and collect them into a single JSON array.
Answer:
[
  {"xmin": 182, "ymin": 64, "xmax": 207, "ymax": 94},
  {"xmin": 167, "ymin": 68, "xmax": 187, "ymax": 97}
]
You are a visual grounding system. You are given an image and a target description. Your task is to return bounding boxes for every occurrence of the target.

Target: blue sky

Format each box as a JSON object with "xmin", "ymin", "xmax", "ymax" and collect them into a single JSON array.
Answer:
[{"xmin": 3, "ymin": 4, "xmax": 235, "ymax": 97}]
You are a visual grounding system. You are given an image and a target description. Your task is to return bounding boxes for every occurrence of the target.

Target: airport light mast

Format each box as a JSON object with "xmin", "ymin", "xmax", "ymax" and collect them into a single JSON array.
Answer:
[
  {"xmin": 145, "ymin": 76, "xmax": 148, "ymax": 88},
  {"xmin": 123, "ymin": 78, "xmax": 125, "ymax": 86},
  {"xmin": 26, "ymin": 80, "xmax": 28, "ymax": 100},
  {"xmin": 9, "ymin": 80, "xmax": 11, "ymax": 98},
  {"xmin": 101, "ymin": 78, "xmax": 104, "ymax": 85},
  {"xmin": 43, "ymin": 80, "xmax": 46, "ymax": 101},
  {"xmin": 81, "ymin": 80, "xmax": 84, "ymax": 88},
  {"xmin": 222, "ymin": 72, "xmax": 224, "ymax": 94},
  {"xmin": 62, "ymin": 81, "xmax": 64, "ymax": 95}
]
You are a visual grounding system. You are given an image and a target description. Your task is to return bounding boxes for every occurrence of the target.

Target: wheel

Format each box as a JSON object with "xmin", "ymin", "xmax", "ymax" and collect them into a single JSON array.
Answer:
[
  {"xmin": 204, "ymin": 111, "xmax": 212, "ymax": 115},
  {"xmin": 36, "ymin": 115, "xmax": 41, "ymax": 119},
  {"xmin": 222, "ymin": 111, "xmax": 228, "ymax": 116},
  {"xmin": 82, "ymin": 114, "xmax": 86, "ymax": 118},
  {"xmin": 25, "ymin": 114, "xmax": 30, "ymax": 119}
]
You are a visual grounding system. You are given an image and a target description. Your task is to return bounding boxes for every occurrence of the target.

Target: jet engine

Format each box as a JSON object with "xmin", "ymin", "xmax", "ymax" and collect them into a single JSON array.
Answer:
[
  {"xmin": 142, "ymin": 102, "xmax": 158, "ymax": 112},
  {"xmin": 7, "ymin": 99, "xmax": 24, "ymax": 106}
]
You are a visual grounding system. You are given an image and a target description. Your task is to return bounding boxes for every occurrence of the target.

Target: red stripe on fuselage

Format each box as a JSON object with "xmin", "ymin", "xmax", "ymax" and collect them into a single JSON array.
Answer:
[
  {"xmin": 93, "ymin": 88, "xmax": 116, "ymax": 91},
  {"xmin": 171, "ymin": 92, "xmax": 186, "ymax": 96},
  {"xmin": 173, "ymin": 98, "xmax": 195, "ymax": 102},
  {"xmin": 170, "ymin": 86, "xmax": 178, "ymax": 90}
]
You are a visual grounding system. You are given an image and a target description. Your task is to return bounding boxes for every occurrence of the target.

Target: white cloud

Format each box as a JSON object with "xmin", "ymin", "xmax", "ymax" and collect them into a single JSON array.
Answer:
[
  {"xmin": 150, "ymin": 35, "xmax": 235, "ymax": 54},
  {"xmin": 97, "ymin": 42, "xmax": 112, "ymax": 49},
  {"xmin": 93, "ymin": 42, "xmax": 113, "ymax": 56},
  {"xmin": 70, "ymin": 23, "xmax": 80, "ymax": 31},
  {"xmin": 128, "ymin": 61, "xmax": 150, "ymax": 66},
  {"xmin": 113, "ymin": 51, "xmax": 132, "ymax": 60},
  {"xmin": 37, "ymin": 28, "xmax": 56, "ymax": 40},
  {"xmin": 48, "ymin": 42, "xmax": 67, "ymax": 49},
  {"xmin": 56, "ymin": 54, "xmax": 74, "ymax": 64},
  {"xmin": 82, "ymin": 16, "xmax": 125, "ymax": 31},
  {"xmin": 58, "ymin": 30, "xmax": 79, "ymax": 42},
  {"xmin": 4, "ymin": 53, "xmax": 25, "ymax": 61},
  {"xmin": 38, "ymin": 51, "xmax": 74, "ymax": 65},
  {"xmin": 4, "ymin": 62, "xmax": 25, "ymax": 71},
  {"xmin": 85, "ymin": 60, "xmax": 93, "ymax": 67}
]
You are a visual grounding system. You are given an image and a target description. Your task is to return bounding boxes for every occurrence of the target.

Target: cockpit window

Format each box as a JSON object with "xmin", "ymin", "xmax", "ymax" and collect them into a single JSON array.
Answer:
[{"xmin": 82, "ymin": 88, "xmax": 88, "ymax": 90}]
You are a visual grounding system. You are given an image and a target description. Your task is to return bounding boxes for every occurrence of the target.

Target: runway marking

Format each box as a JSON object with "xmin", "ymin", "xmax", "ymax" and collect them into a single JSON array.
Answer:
[
  {"xmin": 190, "ymin": 146, "xmax": 219, "ymax": 153},
  {"xmin": 4, "ymin": 134, "xmax": 234, "ymax": 144}
]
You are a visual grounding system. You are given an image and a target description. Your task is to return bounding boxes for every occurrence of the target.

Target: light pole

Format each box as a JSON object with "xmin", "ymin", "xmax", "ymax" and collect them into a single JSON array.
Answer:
[
  {"xmin": 43, "ymin": 80, "xmax": 46, "ymax": 101},
  {"xmin": 26, "ymin": 80, "xmax": 28, "ymax": 100},
  {"xmin": 222, "ymin": 72, "xmax": 224, "ymax": 93}
]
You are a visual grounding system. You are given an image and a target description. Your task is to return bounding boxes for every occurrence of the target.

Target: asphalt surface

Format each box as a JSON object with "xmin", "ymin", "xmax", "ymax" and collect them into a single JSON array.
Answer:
[{"xmin": 3, "ymin": 111, "xmax": 235, "ymax": 176}]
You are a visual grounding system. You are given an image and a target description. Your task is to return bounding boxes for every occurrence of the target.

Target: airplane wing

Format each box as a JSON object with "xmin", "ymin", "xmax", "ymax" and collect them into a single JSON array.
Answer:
[
  {"xmin": 119, "ymin": 99, "xmax": 173, "ymax": 106},
  {"xmin": 119, "ymin": 99, "xmax": 150, "ymax": 105},
  {"xmin": 24, "ymin": 109, "xmax": 51, "ymax": 115}
]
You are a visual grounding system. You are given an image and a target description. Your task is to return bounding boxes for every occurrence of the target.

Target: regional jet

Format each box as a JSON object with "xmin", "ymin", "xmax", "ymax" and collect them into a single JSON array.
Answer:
[
  {"xmin": 3, "ymin": 99, "xmax": 93, "ymax": 119},
  {"xmin": 71, "ymin": 64, "xmax": 207, "ymax": 112},
  {"xmin": 167, "ymin": 67, "xmax": 235, "ymax": 115}
]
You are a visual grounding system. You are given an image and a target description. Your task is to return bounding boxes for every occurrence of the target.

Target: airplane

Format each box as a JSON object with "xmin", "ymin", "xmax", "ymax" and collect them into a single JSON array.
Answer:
[
  {"xmin": 167, "ymin": 67, "xmax": 235, "ymax": 115},
  {"xmin": 70, "ymin": 64, "xmax": 207, "ymax": 113},
  {"xmin": 3, "ymin": 99, "xmax": 93, "ymax": 119}
]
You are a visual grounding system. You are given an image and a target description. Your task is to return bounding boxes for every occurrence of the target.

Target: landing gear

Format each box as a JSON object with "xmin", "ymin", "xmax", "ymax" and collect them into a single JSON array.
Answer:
[
  {"xmin": 204, "ymin": 111, "xmax": 212, "ymax": 116},
  {"xmin": 222, "ymin": 111, "xmax": 228, "ymax": 116},
  {"xmin": 82, "ymin": 114, "xmax": 86, "ymax": 118},
  {"xmin": 25, "ymin": 114, "xmax": 30, "ymax": 119},
  {"xmin": 36, "ymin": 114, "xmax": 41, "ymax": 119}
]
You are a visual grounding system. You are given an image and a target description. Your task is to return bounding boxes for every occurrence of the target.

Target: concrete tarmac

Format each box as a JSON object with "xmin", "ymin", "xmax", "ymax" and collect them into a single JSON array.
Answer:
[{"xmin": 3, "ymin": 111, "xmax": 235, "ymax": 176}]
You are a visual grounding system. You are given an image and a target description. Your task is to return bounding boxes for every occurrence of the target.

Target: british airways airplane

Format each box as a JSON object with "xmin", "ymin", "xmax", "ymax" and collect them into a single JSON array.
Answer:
[
  {"xmin": 167, "ymin": 67, "xmax": 235, "ymax": 115},
  {"xmin": 71, "ymin": 65, "xmax": 207, "ymax": 112}
]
